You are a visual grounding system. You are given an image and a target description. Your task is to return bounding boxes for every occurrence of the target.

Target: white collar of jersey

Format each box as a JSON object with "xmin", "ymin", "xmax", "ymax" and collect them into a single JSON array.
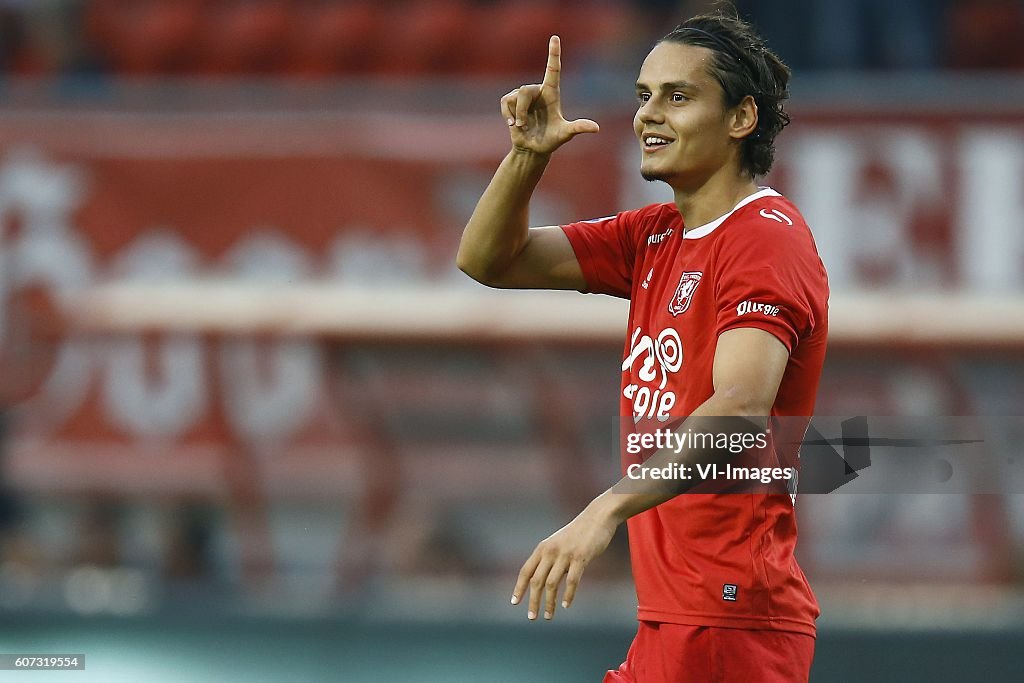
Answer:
[{"xmin": 682, "ymin": 187, "xmax": 782, "ymax": 240}]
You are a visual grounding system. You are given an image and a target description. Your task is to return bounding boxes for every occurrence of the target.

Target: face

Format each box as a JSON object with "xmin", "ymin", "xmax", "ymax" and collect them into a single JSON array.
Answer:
[{"xmin": 633, "ymin": 41, "xmax": 747, "ymax": 187}]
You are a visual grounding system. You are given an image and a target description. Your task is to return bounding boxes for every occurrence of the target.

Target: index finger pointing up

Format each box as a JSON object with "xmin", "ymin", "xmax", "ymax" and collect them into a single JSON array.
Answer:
[{"xmin": 542, "ymin": 35, "xmax": 561, "ymax": 89}]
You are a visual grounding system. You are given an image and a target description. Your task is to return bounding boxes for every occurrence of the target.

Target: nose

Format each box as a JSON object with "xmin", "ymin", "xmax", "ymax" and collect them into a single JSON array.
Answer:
[{"xmin": 636, "ymin": 98, "xmax": 664, "ymax": 125}]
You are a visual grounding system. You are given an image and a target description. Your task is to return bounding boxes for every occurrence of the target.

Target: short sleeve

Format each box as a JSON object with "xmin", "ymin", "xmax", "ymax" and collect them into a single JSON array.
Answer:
[
  {"xmin": 561, "ymin": 209, "xmax": 646, "ymax": 299},
  {"xmin": 714, "ymin": 220, "xmax": 821, "ymax": 353}
]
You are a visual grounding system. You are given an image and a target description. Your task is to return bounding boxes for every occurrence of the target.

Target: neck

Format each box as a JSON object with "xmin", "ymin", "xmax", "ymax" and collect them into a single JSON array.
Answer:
[{"xmin": 673, "ymin": 166, "xmax": 759, "ymax": 232}]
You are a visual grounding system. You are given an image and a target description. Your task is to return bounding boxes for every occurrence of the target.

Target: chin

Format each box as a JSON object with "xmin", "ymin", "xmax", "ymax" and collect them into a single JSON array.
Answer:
[
  {"xmin": 641, "ymin": 167, "xmax": 673, "ymax": 183},
  {"xmin": 640, "ymin": 158, "xmax": 680, "ymax": 183}
]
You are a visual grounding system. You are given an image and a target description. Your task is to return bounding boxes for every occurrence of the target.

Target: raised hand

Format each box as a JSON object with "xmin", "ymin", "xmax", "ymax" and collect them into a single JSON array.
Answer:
[{"xmin": 500, "ymin": 35, "xmax": 600, "ymax": 156}]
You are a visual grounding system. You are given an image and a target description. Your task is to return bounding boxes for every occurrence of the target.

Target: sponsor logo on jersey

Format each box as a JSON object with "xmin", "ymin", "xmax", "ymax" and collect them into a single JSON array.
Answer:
[
  {"xmin": 736, "ymin": 300, "xmax": 780, "ymax": 317},
  {"xmin": 622, "ymin": 326, "xmax": 682, "ymax": 419},
  {"xmin": 722, "ymin": 584, "xmax": 739, "ymax": 602},
  {"xmin": 759, "ymin": 208, "xmax": 793, "ymax": 226},
  {"xmin": 647, "ymin": 228, "xmax": 674, "ymax": 245},
  {"xmin": 667, "ymin": 271, "xmax": 702, "ymax": 316}
]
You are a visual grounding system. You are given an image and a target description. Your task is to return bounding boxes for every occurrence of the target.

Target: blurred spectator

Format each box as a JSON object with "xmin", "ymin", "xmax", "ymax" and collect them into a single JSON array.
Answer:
[
  {"xmin": 0, "ymin": 413, "xmax": 16, "ymax": 532},
  {"xmin": 70, "ymin": 501, "xmax": 123, "ymax": 568},
  {"xmin": 2, "ymin": 0, "xmax": 93, "ymax": 75},
  {"xmin": 384, "ymin": 501, "xmax": 483, "ymax": 578},
  {"xmin": 0, "ymin": 1, "xmax": 26, "ymax": 72},
  {"xmin": 0, "ymin": 412, "xmax": 43, "ymax": 588},
  {"xmin": 163, "ymin": 505, "xmax": 215, "ymax": 581}
]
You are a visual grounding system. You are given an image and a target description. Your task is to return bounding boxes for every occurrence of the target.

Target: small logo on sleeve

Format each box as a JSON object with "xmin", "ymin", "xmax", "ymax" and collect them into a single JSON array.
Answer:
[
  {"xmin": 667, "ymin": 271, "xmax": 702, "ymax": 316},
  {"xmin": 759, "ymin": 208, "xmax": 793, "ymax": 225},
  {"xmin": 722, "ymin": 584, "xmax": 739, "ymax": 602},
  {"xmin": 736, "ymin": 300, "xmax": 780, "ymax": 317}
]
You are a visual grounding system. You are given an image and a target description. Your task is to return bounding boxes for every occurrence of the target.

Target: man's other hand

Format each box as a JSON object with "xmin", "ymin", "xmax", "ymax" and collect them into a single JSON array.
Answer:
[{"xmin": 510, "ymin": 497, "xmax": 619, "ymax": 621}]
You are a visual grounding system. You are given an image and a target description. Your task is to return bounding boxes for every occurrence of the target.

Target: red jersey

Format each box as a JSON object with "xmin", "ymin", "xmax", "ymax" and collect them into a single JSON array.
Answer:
[{"xmin": 562, "ymin": 187, "xmax": 828, "ymax": 637}]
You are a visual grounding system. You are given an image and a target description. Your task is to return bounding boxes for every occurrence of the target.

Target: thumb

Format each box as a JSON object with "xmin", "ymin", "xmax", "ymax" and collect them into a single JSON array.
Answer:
[{"xmin": 567, "ymin": 118, "xmax": 600, "ymax": 136}]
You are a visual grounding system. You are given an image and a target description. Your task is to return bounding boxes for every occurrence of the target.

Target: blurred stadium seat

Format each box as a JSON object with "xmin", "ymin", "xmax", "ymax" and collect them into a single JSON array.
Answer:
[
  {"xmin": 85, "ymin": 0, "xmax": 208, "ymax": 74},
  {"xmin": 3, "ymin": 0, "xmax": 1023, "ymax": 77},
  {"xmin": 946, "ymin": 0, "xmax": 1024, "ymax": 69},
  {"xmin": 201, "ymin": 0, "xmax": 295, "ymax": 74},
  {"xmin": 372, "ymin": 0, "xmax": 473, "ymax": 76},
  {"xmin": 462, "ymin": 0, "xmax": 563, "ymax": 75},
  {"xmin": 289, "ymin": 2, "xmax": 379, "ymax": 76}
]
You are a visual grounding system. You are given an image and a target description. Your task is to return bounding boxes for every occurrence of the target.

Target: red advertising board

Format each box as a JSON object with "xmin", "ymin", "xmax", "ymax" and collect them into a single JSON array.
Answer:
[{"xmin": 1, "ymin": 106, "xmax": 1023, "ymax": 495}]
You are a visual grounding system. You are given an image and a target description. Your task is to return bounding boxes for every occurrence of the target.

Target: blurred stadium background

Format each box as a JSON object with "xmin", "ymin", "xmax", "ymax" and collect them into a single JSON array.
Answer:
[{"xmin": 2, "ymin": 0, "xmax": 1024, "ymax": 680}]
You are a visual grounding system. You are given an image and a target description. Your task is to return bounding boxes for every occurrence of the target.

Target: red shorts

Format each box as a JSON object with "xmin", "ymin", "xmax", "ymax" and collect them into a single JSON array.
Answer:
[{"xmin": 603, "ymin": 621, "xmax": 814, "ymax": 683}]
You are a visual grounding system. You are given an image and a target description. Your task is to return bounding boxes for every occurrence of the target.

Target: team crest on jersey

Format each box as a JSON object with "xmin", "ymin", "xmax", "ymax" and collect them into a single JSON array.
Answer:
[{"xmin": 667, "ymin": 271, "xmax": 703, "ymax": 316}]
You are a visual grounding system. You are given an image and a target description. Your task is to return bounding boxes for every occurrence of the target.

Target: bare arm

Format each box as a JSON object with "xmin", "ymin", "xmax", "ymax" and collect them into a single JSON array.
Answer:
[
  {"xmin": 595, "ymin": 327, "xmax": 790, "ymax": 520},
  {"xmin": 510, "ymin": 328, "xmax": 790, "ymax": 620},
  {"xmin": 456, "ymin": 36, "xmax": 599, "ymax": 290}
]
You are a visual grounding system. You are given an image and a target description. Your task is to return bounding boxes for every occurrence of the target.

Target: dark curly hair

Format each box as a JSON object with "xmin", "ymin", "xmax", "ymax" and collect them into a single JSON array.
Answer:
[{"xmin": 660, "ymin": 7, "xmax": 791, "ymax": 178}]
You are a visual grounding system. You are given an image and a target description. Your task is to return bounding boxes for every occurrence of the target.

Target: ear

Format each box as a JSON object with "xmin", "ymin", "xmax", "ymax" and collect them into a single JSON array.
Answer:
[{"xmin": 728, "ymin": 95, "xmax": 758, "ymax": 140}]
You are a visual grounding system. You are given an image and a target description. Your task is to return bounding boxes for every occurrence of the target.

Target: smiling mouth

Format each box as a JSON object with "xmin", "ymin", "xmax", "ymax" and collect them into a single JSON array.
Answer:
[{"xmin": 642, "ymin": 135, "xmax": 673, "ymax": 152}]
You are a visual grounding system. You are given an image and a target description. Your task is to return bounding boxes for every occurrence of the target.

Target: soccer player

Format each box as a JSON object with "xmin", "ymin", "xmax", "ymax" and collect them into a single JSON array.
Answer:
[{"xmin": 457, "ymin": 8, "xmax": 827, "ymax": 682}]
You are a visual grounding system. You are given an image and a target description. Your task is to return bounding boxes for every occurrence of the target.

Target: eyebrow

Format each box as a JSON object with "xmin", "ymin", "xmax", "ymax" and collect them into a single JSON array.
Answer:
[{"xmin": 635, "ymin": 80, "xmax": 700, "ymax": 93}]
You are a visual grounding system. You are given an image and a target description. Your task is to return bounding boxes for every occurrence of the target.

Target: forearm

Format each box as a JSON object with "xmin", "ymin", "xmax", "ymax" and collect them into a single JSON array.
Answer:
[
  {"xmin": 456, "ymin": 148, "xmax": 550, "ymax": 282},
  {"xmin": 593, "ymin": 396, "xmax": 769, "ymax": 525}
]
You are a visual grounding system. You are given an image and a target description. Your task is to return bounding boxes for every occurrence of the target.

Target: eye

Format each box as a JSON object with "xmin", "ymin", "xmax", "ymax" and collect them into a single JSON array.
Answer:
[
  {"xmin": 670, "ymin": 92, "xmax": 688, "ymax": 103},
  {"xmin": 637, "ymin": 92, "xmax": 651, "ymax": 104}
]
